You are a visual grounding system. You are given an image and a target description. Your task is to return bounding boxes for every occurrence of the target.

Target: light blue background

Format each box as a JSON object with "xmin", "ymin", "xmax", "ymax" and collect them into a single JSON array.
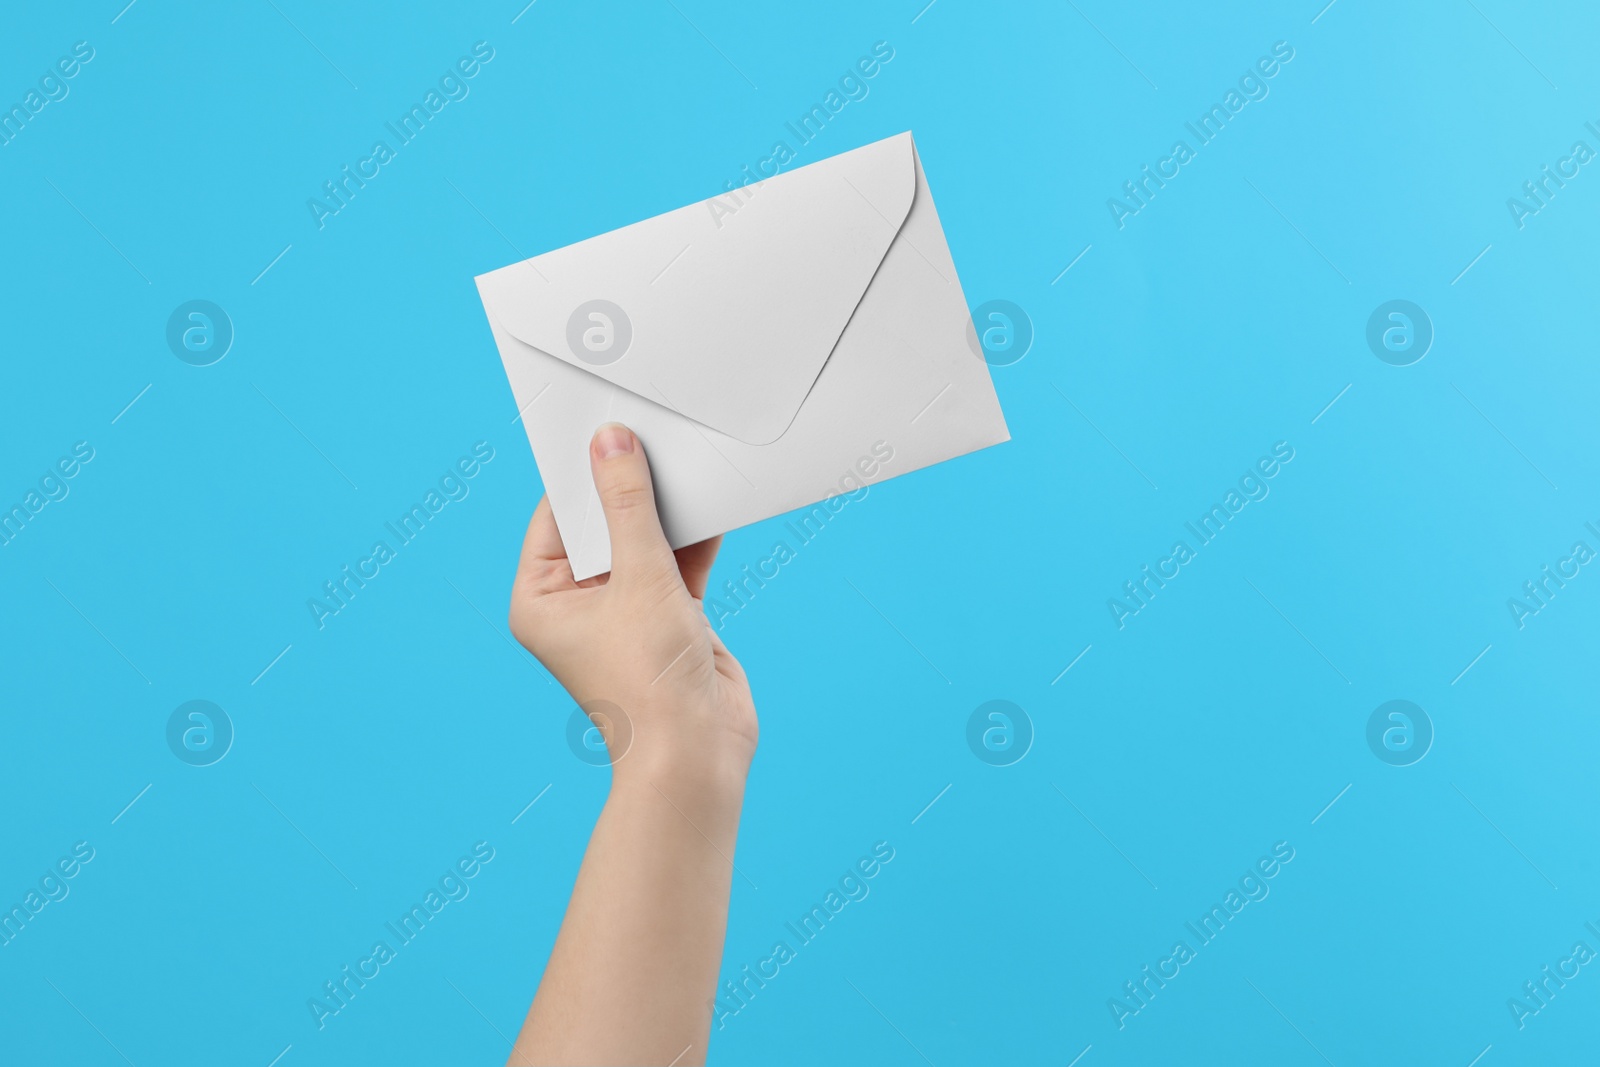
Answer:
[{"xmin": 3, "ymin": 1, "xmax": 1597, "ymax": 1064}]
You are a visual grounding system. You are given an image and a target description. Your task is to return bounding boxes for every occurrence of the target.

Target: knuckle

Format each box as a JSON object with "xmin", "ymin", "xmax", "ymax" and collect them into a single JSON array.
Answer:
[
  {"xmin": 600, "ymin": 481, "xmax": 653, "ymax": 516},
  {"xmin": 509, "ymin": 574, "xmax": 561, "ymax": 646},
  {"xmin": 525, "ymin": 557, "xmax": 573, "ymax": 594},
  {"xmin": 618, "ymin": 560, "xmax": 680, "ymax": 602}
]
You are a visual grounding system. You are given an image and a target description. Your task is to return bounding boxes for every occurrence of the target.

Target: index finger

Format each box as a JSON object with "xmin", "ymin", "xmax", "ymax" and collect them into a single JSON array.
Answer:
[{"xmin": 517, "ymin": 496, "xmax": 568, "ymax": 575}]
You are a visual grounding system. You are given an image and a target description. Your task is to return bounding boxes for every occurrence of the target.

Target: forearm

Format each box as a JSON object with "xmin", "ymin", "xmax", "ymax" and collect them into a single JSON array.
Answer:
[
  {"xmin": 510, "ymin": 765, "xmax": 746, "ymax": 1066},
  {"xmin": 506, "ymin": 427, "xmax": 758, "ymax": 1064}
]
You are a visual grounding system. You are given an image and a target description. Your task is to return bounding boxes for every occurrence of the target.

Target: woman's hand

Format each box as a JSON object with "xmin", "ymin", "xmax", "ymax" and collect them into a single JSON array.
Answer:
[
  {"xmin": 505, "ymin": 422, "xmax": 757, "ymax": 1065},
  {"xmin": 509, "ymin": 422, "xmax": 758, "ymax": 794}
]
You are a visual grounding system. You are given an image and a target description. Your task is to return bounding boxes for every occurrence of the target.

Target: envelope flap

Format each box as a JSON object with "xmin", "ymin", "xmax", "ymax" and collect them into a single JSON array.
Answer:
[{"xmin": 475, "ymin": 132, "xmax": 916, "ymax": 445}]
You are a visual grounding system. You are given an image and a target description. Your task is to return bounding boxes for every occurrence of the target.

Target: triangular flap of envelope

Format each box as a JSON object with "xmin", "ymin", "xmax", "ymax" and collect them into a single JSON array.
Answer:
[{"xmin": 476, "ymin": 132, "xmax": 916, "ymax": 445}]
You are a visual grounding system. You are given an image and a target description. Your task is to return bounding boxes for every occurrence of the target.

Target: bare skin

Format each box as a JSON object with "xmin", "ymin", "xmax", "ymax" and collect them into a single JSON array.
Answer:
[{"xmin": 506, "ymin": 422, "xmax": 758, "ymax": 1066}]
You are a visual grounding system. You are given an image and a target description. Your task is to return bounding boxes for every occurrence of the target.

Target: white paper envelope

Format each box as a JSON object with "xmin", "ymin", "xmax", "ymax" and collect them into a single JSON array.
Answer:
[{"xmin": 475, "ymin": 131, "xmax": 1009, "ymax": 580}]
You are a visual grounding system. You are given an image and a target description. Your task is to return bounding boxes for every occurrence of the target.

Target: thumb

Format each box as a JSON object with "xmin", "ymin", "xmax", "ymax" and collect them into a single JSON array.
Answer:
[{"xmin": 589, "ymin": 422, "xmax": 676, "ymax": 584}]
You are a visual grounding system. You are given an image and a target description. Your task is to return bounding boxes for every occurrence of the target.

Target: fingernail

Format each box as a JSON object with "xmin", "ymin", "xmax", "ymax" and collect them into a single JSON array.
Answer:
[{"xmin": 593, "ymin": 422, "xmax": 634, "ymax": 459}]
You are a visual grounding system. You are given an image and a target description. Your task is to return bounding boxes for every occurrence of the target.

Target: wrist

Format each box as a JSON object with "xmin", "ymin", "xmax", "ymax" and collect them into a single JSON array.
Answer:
[
  {"xmin": 609, "ymin": 738, "xmax": 750, "ymax": 823},
  {"xmin": 614, "ymin": 745, "xmax": 749, "ymax": 800},
  {"xmin": 590, "ymin": 689, "xmax": 755, "ymax": 795}
]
